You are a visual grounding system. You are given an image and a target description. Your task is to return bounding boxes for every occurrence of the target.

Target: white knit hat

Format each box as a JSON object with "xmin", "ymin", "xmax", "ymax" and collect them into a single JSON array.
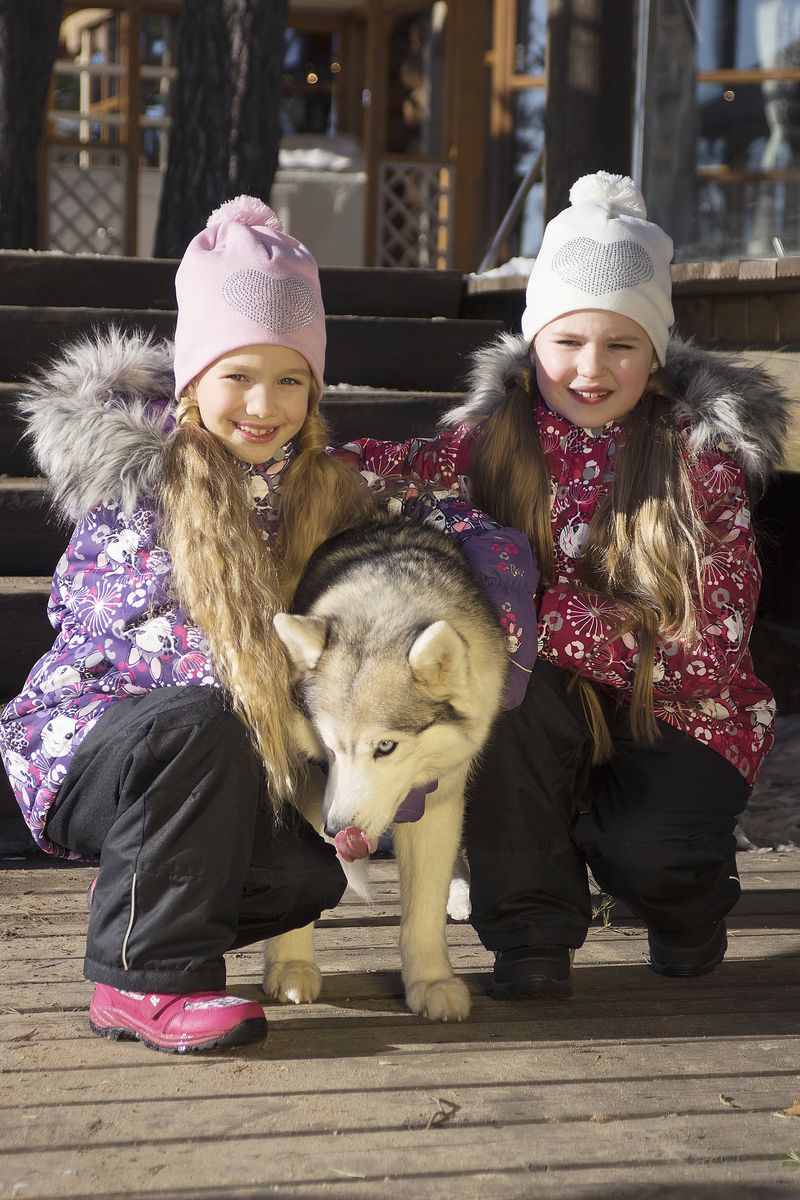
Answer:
[{"xmin": 521, "ymin": 172, "xmax": 674, "ymax": 364}]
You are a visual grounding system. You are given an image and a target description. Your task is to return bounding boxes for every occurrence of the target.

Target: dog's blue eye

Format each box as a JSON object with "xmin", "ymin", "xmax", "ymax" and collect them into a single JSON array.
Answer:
[{"xmin": 374, "ymin": 740, "xmax": 397, "ymax": 758}]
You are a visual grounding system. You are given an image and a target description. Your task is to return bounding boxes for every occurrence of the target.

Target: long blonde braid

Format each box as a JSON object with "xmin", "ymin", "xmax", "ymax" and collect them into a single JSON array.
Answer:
[
  {"xmin": 159, "ymin": 385, "xmax": 375, "ymax": 806},
  {"xmin": 160, "ymin": 393, "xmax": 298, "ymax": 805}
]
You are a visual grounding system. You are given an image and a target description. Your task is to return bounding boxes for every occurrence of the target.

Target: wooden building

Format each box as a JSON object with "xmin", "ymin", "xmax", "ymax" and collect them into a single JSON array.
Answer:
[{"xmin": 36, "ymin": 1, "xmax": 800, "ymax": 270}]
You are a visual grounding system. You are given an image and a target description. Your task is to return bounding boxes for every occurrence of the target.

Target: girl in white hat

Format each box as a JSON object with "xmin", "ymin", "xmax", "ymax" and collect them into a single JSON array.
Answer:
[{"xmin": 340, "ymin": 171, "xmax": 792, "ymax": 998}]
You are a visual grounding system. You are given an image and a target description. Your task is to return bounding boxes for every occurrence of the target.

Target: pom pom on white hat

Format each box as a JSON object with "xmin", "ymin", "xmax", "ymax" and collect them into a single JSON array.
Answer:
[{"xmin": 521, "ymin": 171, "xmax": 674, "ymax": 364}]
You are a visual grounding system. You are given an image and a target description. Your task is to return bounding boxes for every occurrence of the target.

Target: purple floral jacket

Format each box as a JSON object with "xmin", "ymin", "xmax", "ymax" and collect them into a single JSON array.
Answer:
[{"xmin": 1, "ymin": 332, "xmax": 538, "ymax": 856}]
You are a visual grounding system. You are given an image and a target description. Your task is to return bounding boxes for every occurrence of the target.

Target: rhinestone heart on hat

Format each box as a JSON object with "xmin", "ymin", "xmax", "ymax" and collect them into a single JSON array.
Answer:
[
  {"xmin": 222, "ymin": 269, "xmax": 320, "ymax": 332},
  {"xmin": 552, "ymin": 237, "xmax": 655, "ymax": 296}
]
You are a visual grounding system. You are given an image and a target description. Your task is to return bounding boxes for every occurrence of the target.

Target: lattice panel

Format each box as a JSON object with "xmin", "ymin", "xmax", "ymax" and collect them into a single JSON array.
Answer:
[
  {"xmin": 47, "ymin": 146, "xmax": 127, "ymax": 255},
  {"xmin": 378, "ymin": 161, "xmax": 454, "ymax": 269}
]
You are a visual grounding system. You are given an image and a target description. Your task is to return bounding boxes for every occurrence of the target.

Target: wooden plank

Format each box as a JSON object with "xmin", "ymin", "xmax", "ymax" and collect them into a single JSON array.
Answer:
[
  {"xmin": 0, "ymin": 253, "xmax": 467, "ymax": 318},
  {"xmin": 710, "ymin": 295, "xmax": 749, "ymax": 342},
  {"xmin": 0, "ymin": 384, "xmax": 460, "ymax": 479},
  {"xmin": 0, "ymin": 478, "xmax": 67, "ymax": 575},
  {"xmin": 0, "ymin": 308, "xmax": 503, "ymax": 391},
  {"xmin": 702, "ymin": 259, "xmax": 741, "ymax": 282},
  {"xmin": 672, "ymin": 260, "xmax": 800, "ymax": 296},
  {"xmin": 0, "ymin": 251, "xmax": 180, "ymax": 310},
  {"xmin": 739, "ymin": 259, "xmax": 778, "ymax": 282},
  {"xmin": 745, "ymin": 294, "xmax": 780, "ymax": 343},
  {"xmin": 0, "ymin": 576, "xmax": 55, "ymax": 697},
  {"xmin": 0, "ymin": 306, "xmax": 177, "ymax": 383},
  {"xmin": 321, "ymin": 389, "xmax": 457, "ymax": 442},
  {"xmin": 323, "ymin": 317, "xmax": 503, "ymax": 391},
  {"xmin": 777, "ymin": 256, "xmax": 800, "ymax": 279},
  {"xmin": 0, "ymin": 381, "xmax": 35, "ymax": 475},
  {"xmin": 1, "ymin": 856, "xmax": 800, "ymax": 1199},
  {"xmin": 776, "ymin": 293, "xmax": 800, "ymax": 345},
  {"xmin": 673, "ymin": 296, "xmax": 717, "ymax": 341},
  {"xmin": 321, "ymin": 268, "xmax": 465, "ymax": 319}
]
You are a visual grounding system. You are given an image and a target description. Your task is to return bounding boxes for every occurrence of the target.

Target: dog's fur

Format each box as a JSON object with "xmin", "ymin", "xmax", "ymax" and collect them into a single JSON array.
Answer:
[{"xmin": 268, "ymin": 517, "xmax": 507, "ymax": 1022}]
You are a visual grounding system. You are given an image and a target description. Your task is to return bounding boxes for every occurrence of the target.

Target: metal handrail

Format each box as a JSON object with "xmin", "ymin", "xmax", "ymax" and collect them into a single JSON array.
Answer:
[{"xmin": 477, "ymin": 145, "xmax": 544, "ymax": 273}]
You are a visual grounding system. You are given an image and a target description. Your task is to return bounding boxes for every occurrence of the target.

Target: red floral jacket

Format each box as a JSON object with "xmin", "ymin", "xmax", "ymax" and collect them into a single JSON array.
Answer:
[{"xmin": 337, "ymin": 335, "xmax": 790, "ymax": 788}]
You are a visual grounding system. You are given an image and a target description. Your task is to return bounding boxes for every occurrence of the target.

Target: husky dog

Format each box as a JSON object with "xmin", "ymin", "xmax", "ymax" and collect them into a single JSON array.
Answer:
[{"xmin": 267, "ymin": 517, "xmax": 507, "ymax": 1022}]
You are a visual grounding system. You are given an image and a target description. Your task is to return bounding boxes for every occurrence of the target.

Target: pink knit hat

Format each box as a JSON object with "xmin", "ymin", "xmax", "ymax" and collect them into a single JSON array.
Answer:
[{"xmin": 173, "ymin": 195, "xmax": 326, "ymax": 398}]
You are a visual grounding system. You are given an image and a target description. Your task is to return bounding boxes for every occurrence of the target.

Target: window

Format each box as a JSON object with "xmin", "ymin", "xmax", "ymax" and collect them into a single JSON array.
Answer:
[
  {"xmin": 45, "ymin": 3, "xmax": 179, "ymax": 256},
  {"xmin": 281, "ymin": 30, "xmax": 341, "ymax": 136},
  {"xmin": 645, "ymin": 0, "xmax": 800, "ymax": 260},
  {"xmin": 489, "ymin": 0, "xmax": 547, "ymax": 259}
]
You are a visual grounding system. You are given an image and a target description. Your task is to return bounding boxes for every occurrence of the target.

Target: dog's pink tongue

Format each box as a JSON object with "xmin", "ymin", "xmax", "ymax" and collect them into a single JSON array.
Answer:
[{"xmin": 334, "ymin": 826, "xmax": 375, "ymax": 862}]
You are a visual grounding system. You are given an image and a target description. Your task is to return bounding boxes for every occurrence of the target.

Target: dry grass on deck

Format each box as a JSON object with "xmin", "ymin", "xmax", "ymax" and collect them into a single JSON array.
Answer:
[{"xmin": 2, "ymin": 853, "xmax": 800, "ymax": 1200}]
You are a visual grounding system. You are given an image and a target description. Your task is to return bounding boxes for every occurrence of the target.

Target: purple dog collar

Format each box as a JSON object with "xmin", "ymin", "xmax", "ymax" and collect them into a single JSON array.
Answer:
[{"xmin": 393, "ymin": 780, "xmax": 438, "ymax": 823}]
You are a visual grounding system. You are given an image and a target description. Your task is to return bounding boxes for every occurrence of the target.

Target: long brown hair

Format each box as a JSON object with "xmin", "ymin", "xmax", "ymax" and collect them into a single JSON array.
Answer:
[
  {"xmin": 469, "ymin": 363, "xmax": 705, "ymax": 749},
  {"xmin": 159, "ymin": 382, "xmax": 374, "ymax": 807}
]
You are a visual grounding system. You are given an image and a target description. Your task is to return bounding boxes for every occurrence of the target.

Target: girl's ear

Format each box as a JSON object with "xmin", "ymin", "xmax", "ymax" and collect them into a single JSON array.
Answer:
[{"xmin": 273, "ymin": 612, "xmax": 328, "ymax": 674}]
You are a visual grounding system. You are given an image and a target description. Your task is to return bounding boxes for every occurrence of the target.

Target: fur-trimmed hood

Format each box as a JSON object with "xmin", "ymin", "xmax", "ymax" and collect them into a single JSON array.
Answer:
[
  {"xmin": 20, "ymin": 329, "xmax": 177, "ymax": 521},
  {"xmin": 446, "ymin": 332, "xmax": 793, "ymax": 487}
]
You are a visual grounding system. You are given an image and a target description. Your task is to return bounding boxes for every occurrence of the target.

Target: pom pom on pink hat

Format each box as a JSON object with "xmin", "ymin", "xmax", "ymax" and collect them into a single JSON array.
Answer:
[{"xmin": 173, "ymin": 195, "xmax": 326, "ymax": 398}]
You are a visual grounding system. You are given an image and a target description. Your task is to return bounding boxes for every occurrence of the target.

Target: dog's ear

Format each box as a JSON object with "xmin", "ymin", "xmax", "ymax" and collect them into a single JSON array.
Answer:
[
  {"xmin": 408, "ymin": 620, "xmax": 468, "ymax": 700},
  {"xmin": 273, "ymin": 613, "xmax": 328, "ymax": 674}
]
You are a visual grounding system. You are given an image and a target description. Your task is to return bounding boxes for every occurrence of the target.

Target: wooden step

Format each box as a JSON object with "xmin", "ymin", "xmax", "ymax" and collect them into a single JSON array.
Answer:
[
  {"xmin": 0, "ymin": 478, "xmax": 67, "ymax": 575},
  {"xmin": 0, "ymin": 383, "xmax": 458, "ymax": 478},
  {"xmin": 323, "ymin": 317, "xmax": 502, "ymax": 391},
  {"xmin": 0, "ymin": 382, "xmax": 30, "ymax": 475},
  {"xmin": 0, "ymin": 306, "xmax": 176, "ymax": 382},
  {"xmin": 0, "ymin": 577, "xmax": 53, "ymax": 698},
  {"xmin": 0, "ymin": 307, "xmax": 503, "ymax": 392},
  {"xmin": 0, "ymin": 251, "xmax": 466, "ymax": 318},
  {"xmin": 322, "ymin": 386, "xmax": 459, "ymax": 443}
]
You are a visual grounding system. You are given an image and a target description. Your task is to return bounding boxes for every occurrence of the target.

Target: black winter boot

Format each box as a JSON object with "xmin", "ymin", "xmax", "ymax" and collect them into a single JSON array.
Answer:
[
  {"xmin": 490, "ymin": 946, "xmax": 573, "ymax": 999},
  {"xmin": 648, "ymin": 921, "xmax": 727, "ymax": 978}
]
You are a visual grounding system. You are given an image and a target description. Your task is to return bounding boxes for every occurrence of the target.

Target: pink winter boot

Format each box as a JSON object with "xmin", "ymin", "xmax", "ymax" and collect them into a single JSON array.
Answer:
[{"xmin": 89, "ymin": 984, "xmax": 267, "ymax": 1053}]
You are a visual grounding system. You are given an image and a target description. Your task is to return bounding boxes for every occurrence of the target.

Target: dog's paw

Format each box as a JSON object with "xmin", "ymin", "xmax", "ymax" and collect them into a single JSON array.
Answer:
[
  {"xmin": 446, "ymin": 877, "xmax": 471, "ymax": 921},
  {"xmin": 406, "ymin": 976, "xmax": 471, "ymax": 1022},
  {"xmin": 265, "ymin": 960, "xmax": 322, "ymax": 1005}
]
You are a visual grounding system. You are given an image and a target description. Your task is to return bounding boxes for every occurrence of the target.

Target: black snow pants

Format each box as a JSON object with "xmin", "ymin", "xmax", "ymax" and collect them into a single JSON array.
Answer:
[
  {"xmin": 45, "ymin": 686, "xmax": 346, "ymax": 993},
  {"xmin": 465, "ymin": 659, "xmax": 750, "ymax": 953}
]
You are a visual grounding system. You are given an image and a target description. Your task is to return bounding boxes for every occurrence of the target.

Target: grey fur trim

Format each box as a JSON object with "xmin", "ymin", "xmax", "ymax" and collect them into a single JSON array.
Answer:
[
  {"xmin": 665, "ymin": 337, "xmax": 790, "ymax": 486},
  {"xmin": 19, "ymin": 328, "xmax": 176, "ymax": 520},
  {"xmin": 443, "ymin": 331, "xmax": 793, "ymax": 485},
  {"xmin": 443, "ymin": 331, "xmax": 528, "ymax": 429}
]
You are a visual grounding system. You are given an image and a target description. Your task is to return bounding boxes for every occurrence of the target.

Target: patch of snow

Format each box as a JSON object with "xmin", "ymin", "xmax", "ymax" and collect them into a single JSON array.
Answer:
[
  {"xmin": 737, "ymin": 713, "xmax": 800, "ymax": 851},
  {"xmin": 279, "ymin": 134, "xmax": 364, "ymax": 173},
  {"xmin": 470, "ymin": 256, "xmax": 535, "ymax": 280}
]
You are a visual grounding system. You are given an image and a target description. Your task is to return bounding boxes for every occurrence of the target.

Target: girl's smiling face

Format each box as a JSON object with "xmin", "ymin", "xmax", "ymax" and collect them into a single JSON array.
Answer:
[
  {"xmin": 193, "ymin": 344, "xmax": 312, "ymax": 463},
  {"xmin": 533, "ymin": 311, "xmax": 655, "ymax": 427}
]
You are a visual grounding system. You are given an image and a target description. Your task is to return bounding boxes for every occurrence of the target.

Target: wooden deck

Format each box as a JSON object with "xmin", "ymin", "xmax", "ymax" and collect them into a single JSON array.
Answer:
[{"xmin": 2, "ymin": 852, "xmax": 800, "ymax": 1200}]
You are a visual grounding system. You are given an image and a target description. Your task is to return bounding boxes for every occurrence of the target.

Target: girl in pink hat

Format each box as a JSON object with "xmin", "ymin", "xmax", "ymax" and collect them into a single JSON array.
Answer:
[
  {"xmin": 0, "ymin": 197, "xmax": 373, "ymax": 1052},
  {"xmin": 340, "ymin": 171, "xmax": 792, "ymax": 999}
]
